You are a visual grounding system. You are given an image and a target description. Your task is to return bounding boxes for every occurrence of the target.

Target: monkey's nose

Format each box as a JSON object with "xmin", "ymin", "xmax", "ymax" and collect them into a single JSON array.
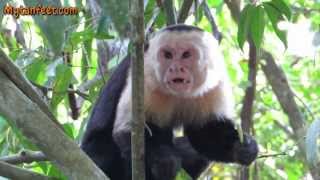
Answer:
[{"xmin": 169, "ymin": 66, "xmax": 186, "ymax": 74}]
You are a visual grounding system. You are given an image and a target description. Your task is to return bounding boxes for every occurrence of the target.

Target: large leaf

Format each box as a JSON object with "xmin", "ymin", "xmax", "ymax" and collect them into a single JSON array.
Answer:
[
  {"xmin": 306, "ymin": 119, "xmax": 320, "ymax": 166},
  {"xmin": 23, "ymin": 0, "xmax": 75, "ymax": 55},
  {"xmin": 237, "ymin": 4, "xmax": 254, "ymax": 49},
  {"xmin": 250, "ymin": 5, "xmax": 265, "ymax": 49},
  {"xmin": 25, "ymin": 58, "xmax": 47, "ymax": 84},
  {"xmin": 50, "ymin": 64, "xmax": 73, "ymax": 110},
  {"xmin": 270, "ymin": 0, "xmax": 292, "ymax": 20},
  {"xmin": 263, "ymin": 2, "xmax": 288, "ymax": 48}
]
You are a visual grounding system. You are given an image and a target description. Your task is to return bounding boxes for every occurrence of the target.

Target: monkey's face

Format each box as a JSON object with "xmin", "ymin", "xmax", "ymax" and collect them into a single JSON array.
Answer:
[
  {"xmin": 146, "ymin": 30, "xmax": 222, "ymax": 97},
  {"xmin": 156, "ymin": 42, "xmax": 205, "ymax": 96}
]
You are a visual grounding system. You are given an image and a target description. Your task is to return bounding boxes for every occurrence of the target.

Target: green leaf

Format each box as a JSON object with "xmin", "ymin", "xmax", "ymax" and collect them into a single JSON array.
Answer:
[
  {"xmin": 207, "ymin": 0, "xmax": 223, "ymax": 7},
  {"xmin": 250, "ymin": 5, "xmax": 265, "ymax": 49},
  {"xmin": 47, "ymin": 163, "xmax": 67, "ymax": 179},
  {"xmin": 155, "ymin": 11, "xmax": 166, "ymax": 28},
  {"xmin": 145, "ymin": 0, "xmax": 156, "ymax": 22},
  {"xmin": 69, "ymin": 28, "xmax": 95, "ymax": 46},
  {"xmin": 175, "ymin": 168, "xmax": 192, "ymax": 180},
  {"xmin": 237, "ymin": 4, "xmax": 254, "ymax": 49},
  {"xmin": 306, "ymin": 119, "xmax": 320, "ymax": 166},
  {"xmin": 62, "ymin": 123, "xmax": 76, "ymax": 139},
  {"xmin": 25, "ymin": 58, "xmax": 47, "ymax": 84},
  {"xmin": 196, "ymin": 3, "xmax": 204, "ymax": 23},
  {"xmin": 263, "ymin": 2, "xmax": 288, "ymax": 48},
  {"xmin": 270, "ymin": 0, "xmax": 292, "ymax": 20},
  {"xmin": 50, "ymin": 64, "xmax": 73, "ymax": 110}
]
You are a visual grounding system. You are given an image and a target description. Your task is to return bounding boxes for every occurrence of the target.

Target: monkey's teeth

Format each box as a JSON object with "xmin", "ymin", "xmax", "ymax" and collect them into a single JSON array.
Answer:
[{"xmin": 173, "ymin": 78, "xmax": 184, "ymax": 83}]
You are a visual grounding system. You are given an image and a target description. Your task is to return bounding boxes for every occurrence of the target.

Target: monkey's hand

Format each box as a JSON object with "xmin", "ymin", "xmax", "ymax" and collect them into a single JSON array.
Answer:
[
  {"xmin": 148, "ymin": 145, "xmax": 181, "ymax": 180},
  {"xmin": 233, "ymin": 134, "xmax": 258, "ymax": 166}
]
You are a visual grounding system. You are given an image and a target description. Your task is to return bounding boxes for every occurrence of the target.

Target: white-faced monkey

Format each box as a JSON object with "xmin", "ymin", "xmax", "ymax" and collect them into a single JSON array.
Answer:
[{"xmin": 81, "ymin": 24, "xmax": 258, "ymax": 180}]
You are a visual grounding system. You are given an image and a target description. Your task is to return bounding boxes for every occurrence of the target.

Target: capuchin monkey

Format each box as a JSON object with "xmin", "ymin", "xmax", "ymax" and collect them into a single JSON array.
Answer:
[{"xmin": 81, "ymin": 24, "xmax": 258, "ymax": 180}]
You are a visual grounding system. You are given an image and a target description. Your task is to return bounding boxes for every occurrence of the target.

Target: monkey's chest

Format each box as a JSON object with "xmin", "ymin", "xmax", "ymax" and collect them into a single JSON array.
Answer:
[
  {"xmin": 145, "ymin": 99, "xmax": 211, "ymax": 127},
  {"xmin": 144, "ymin": 86, "xmax": 224, "ymax": 127}
]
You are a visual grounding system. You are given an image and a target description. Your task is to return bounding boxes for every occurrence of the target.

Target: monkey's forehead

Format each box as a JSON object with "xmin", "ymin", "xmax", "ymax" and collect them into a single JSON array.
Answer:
[{"xmin": 148, "ymin": 27, "xmax": 217, "ymax": 48}]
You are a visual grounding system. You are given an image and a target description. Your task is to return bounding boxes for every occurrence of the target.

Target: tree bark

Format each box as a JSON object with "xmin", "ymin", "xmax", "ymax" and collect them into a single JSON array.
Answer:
[
  {"xmin": 0, "ymin": 70, "xmax": 108, "ymax": 180},
  {"xmin": 223, "ymin": 1, "xmax": 320, "ymax": 179},
  {"xmin": 260, "ymin": 51, "xmax": 320, "ymax": 179},
  {"xmin": 0, "ymin": 150, "xmax": 47, "ymax": 165},
  {"xmin": 239, "ymin": 39, "xmax": 258, "ymax": 180},
  {"xmin": 0, "ymin": 50, "xmax": 61, "ymax": 129},
  {"xmin": 130, "ymin": 0, "xmax": 145, "ymax": 179}
]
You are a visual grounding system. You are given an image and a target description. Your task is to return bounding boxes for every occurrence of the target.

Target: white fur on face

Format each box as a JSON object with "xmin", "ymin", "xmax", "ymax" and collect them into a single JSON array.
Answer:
[
  {"xmin": 146, "ymin": 30, "xmax": 227, "ymax": 97},
  {"xmin": 113, "ymin": 28, "xmax": 235, "ymax": 131},
  {"xmin": 144, "ymin": 30, "xmax": 235, "ymax": 125}
]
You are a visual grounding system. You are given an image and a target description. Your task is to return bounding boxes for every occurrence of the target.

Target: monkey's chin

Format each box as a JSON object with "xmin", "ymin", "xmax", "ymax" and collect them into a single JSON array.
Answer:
[{"xmin": 166, "ymin": 83, "xmax": 193, "ymax": 97}]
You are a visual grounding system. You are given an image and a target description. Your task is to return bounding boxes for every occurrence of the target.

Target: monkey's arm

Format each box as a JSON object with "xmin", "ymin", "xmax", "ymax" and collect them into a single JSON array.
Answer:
[
  {"xmin": 185, "ymin": 116, "xmax": 258, "ymax": 166},
  {"xmin": 174, "ymin": 137, "xmax": 209, "ymax": 179}
]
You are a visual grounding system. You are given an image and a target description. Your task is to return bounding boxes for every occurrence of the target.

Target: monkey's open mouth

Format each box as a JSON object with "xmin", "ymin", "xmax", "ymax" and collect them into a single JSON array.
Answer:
[
  {"xmin": 166, "ymin": 76, "xmax": 193, "ymax": 93},
  {"xmin": 172, "ymin": 78, "xmax": 190, "ymax": 84}
]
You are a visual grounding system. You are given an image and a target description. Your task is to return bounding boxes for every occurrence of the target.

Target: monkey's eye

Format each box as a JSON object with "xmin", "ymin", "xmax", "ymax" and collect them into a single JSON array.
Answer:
[
  {"xmin": 164, "ymin": 50, "xmax": 173, "ymax": 59},
  {"xmin": 182, "ymin": 51, "xmax": 191, "ymax": 59}
]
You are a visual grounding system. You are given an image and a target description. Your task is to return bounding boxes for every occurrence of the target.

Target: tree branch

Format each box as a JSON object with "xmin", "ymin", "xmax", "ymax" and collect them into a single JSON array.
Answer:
[
  {"xmin": 240, "ymin": 40, "xmax": 257, "ymax": 133},
  {"xmin": 31, "ymin": 83, "xmax": 89, "ymax": 100},
  {"xmin": 0, "ymin": 150, "xmax": 47, "ymax": 165},
  {"xmin": 163, "ymin": 0, "xmax": 177, "ymax": 25},
  {"xmin": 202, "ymin": 1, "xmax": 222, "ymax": 41},
  {"xmin": 257, "ymin": 152, "xmax": 287, "ymax": 159},
  {"xmin": 224, "ymin": 0, "xmax": 241, "ymax": 23},
  {"xmin": 0, "ymin": 161, "xmax": 52, "ymax": 180},
  {"xmin": 260, "ymin": 51, "xmax": 305, "ymax": 138},
  {"xmin": 239, "ymin": 38, "xmax": 258, "ymax": 180},
  {"xmin": 130, "ymin": 0, "xmax": 145, "ymax": 179},
  {"xmin": 177, "ymin": 0, "xmax": 193, "ymax": 23},
  {"xmin": 260, "ymin": 50, "xmax": 320, "ymax": 179},
  {"xmin": 0, "ymin": 50, "xmax": 62, "ymax": 130},
  {"xmin": 0, "ymin": 70, "xmax": 108, "ymax": 179}
]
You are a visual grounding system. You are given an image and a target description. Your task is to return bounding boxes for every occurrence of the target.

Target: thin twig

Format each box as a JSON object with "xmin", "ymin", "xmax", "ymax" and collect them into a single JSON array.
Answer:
[
  {"xmin": 202, "ymin": 1, "xmax": 222, "ymax": 41},
  {"xmin": 293, "ymin": 92, "xmax": 316, "ymax": 121},
  {"xmin": 257, "ymin": 152, "xmax": 287, "ymax": 159},
  {"xmin": 177, "ymin": 0, "xmax": 193, "ymax": 23},
  {"xmin": 0, "ymin": 150, "xmax": 47, "ymax": 165},
  {"xmin": 31, "ymin": 82, "xmax": 89, "ymax": 100}
]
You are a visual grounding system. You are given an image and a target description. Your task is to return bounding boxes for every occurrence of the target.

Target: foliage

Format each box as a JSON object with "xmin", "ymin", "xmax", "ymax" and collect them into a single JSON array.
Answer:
[
  {"xmin": 0, "ymin": 0, "xmax": 319, "ymax": 179},
  {"xmin": 237, "ymin": 0, "xmax": 291, "ymax": 49}
]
